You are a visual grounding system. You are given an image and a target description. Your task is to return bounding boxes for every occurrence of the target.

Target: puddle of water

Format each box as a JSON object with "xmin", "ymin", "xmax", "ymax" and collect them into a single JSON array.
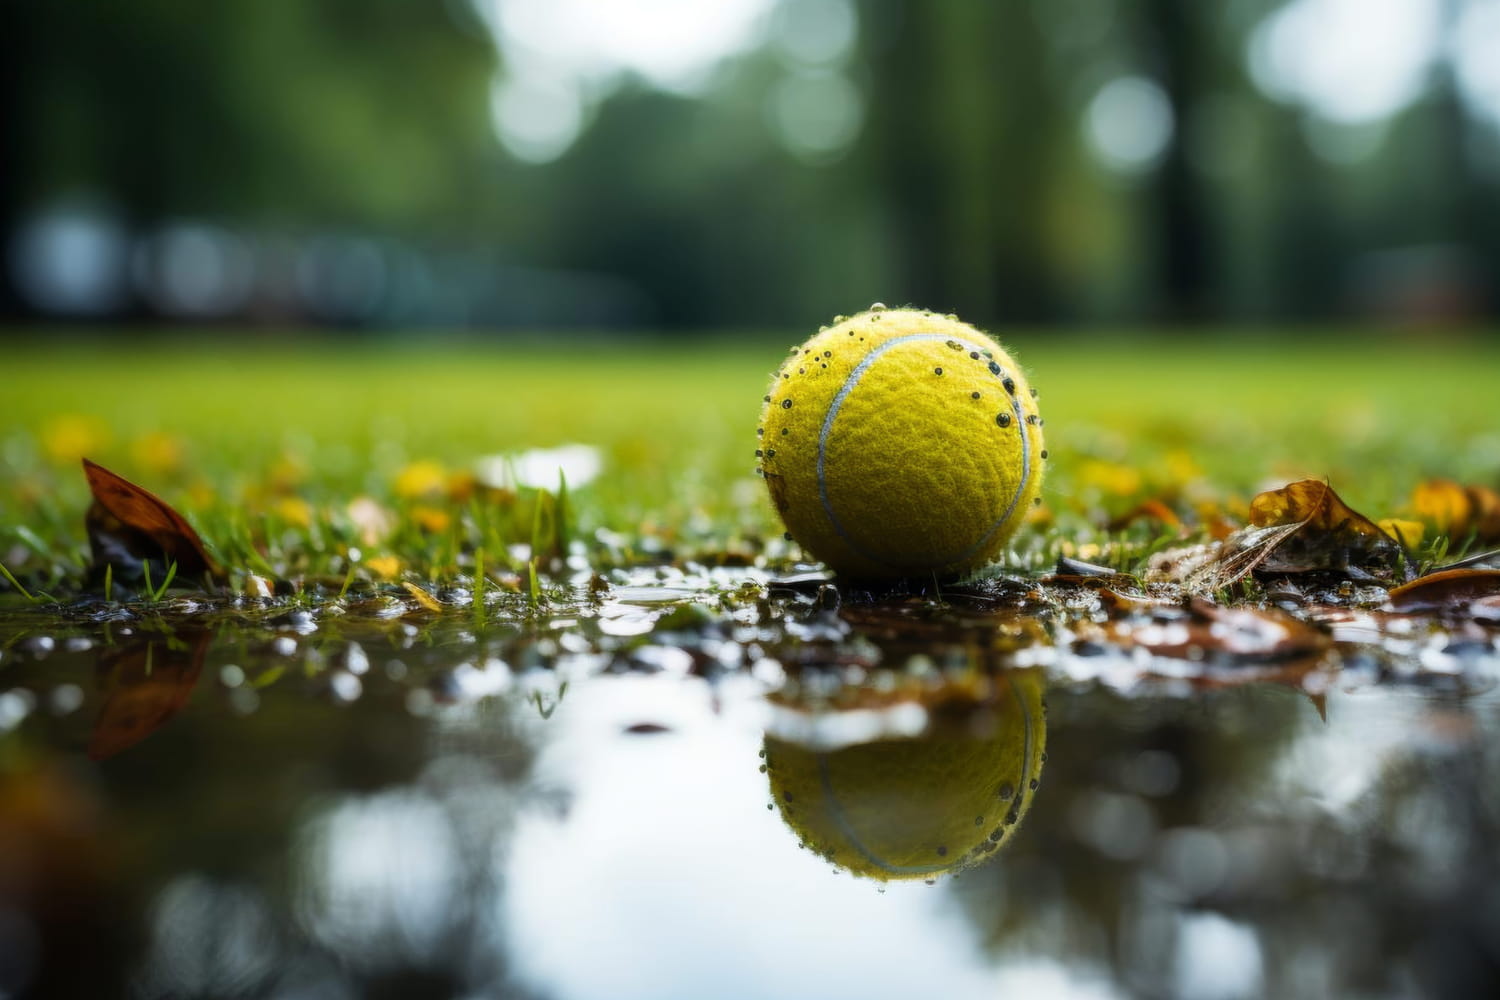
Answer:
[{"xmin": 2, "ymin": 573, "xmax": 1499, "ymax": 999}]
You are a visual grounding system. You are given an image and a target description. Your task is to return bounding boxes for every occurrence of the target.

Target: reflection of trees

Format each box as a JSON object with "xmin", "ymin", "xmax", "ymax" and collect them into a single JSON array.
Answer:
[
  {"xmin": 950, "ymin": 684, "xmax": 1500, "ymax": 999},
  {"xmin": 3, "ymin": 622, "xmax": 546, "ymax": 998}
]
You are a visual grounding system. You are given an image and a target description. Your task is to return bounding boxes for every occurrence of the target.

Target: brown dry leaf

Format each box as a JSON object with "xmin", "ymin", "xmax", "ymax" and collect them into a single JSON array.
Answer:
[
  {"xmin": 1177, "ymin": 522, "xmax": 1304, "ymax": 592},
  {"xmin": 89, "ymin": 632, "xmax": 210, "ymax": 760},
  {"xmin": 1242, "ymin": 479, "xmax": 1404, "ymax": 580},
  {"xmin": 1387, "ymin": 568, "xmax": 1500, "ymax": 613},
  {"xmin": 82, "ymin": 458, "xmax": 223, "ymax": 583},
  {"xmin": 1411, "ymin": 479, "xmax": 1500, "ymax": 543},
  {"xmin": 1250, "ymin": 480, "xmax": 1386, "ymax": 535}
]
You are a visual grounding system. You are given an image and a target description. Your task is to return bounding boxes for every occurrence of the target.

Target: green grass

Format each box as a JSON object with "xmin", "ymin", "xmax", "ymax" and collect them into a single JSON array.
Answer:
[{"xmin": 1, "ymin": 327, "xmax": 1497, "ymax": 594}]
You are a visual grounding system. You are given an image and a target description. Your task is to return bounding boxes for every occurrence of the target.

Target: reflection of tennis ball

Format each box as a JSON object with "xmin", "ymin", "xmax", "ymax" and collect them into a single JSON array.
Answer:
[
  {"xmin": 757, "ymin": 306, "xmax": 1045, "ymax": 581},
  {"xmin": 763, "ymin": 671, "xmax": 1046, "ymax": 881}
]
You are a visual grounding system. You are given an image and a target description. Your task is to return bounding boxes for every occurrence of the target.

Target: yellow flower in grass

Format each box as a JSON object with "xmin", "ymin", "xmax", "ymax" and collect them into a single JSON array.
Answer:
[
  {"xmin": 410, "ymin": 505, "xmax": 452, "ymax": 534},
  {"xmin": 129, "ymin": 431, "xmax": 184, "ymax": 475},
  {"xmin": 395, "ymin": 460, "xmax": 447, "ymax": 500},
  {"xmin": 1379, "ymin": 519, "xmax": 1425, "ymax": 548},
  {"xmin": 365, "ymin": 554, "xmax": 402, "ymax": 580},
  {"xmin": 1077, "ymin": 458, "xmax": 1143, "ymax": 499},
  {"xmin": 40, "ymin": 414, "xmax": 111, "ymax": 463},
  {"xmin": 273, "ymin": 496, "xmax": 314, "ymax": 529}
]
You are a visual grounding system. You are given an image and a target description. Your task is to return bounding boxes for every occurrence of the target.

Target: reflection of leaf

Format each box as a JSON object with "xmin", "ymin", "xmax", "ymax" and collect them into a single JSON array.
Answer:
[
  {"xmin": 1411, "ymin": 479, "xmax": 1500, "ymax": 544},
  {"xmin": 83, "ymin": 458, "xmax": 224, "ymax": 583},
  {"xmin": 1388, "ymin": 568, "xmax": 1500, "ymax": 613},
  {"xmin": 1077, "ymin": 598, "xmax": 1330, "ymax": 677},
  {"xmin": 89, "ymin": 631, "xmax": 211, "ymax": 760}
]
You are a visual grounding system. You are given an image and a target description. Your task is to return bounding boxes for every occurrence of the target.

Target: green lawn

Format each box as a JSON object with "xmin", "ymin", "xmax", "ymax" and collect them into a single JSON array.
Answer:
[{"xmin": 2, "ymin": 327, "xmax": 1497, "ymax": 589}]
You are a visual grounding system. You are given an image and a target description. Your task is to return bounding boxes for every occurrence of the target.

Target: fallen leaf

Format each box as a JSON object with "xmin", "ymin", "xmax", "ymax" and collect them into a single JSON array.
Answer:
[
  {"xmin": 1177, "ymin": 522, "xmax": 1303, "ymax": 592},
  {"xmin": 1387, "ymin": 568, "xmax": 1500, "ymax": 613},
  {"xmin": 89, "ymin": 631, "xmax": 210, "ymax": 760},
  {"xmin": 1241, "ymin": 480, "xmax": 1404, "ymax": 581},
  {"xmin": 82, "ymin": 458, "xmax": 224, "ymax": 584},
  {"xmin": 1107, "ymin": 498, "xmax": 1182, "ymax": 532}
]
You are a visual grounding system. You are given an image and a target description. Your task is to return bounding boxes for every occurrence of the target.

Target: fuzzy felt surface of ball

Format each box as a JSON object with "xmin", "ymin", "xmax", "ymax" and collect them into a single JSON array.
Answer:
[
  {"xmin": 757, "ymin": 307, "xmax": 1044, "ymax": 580},
  {"xmin": 762, "ymin": 670, "xmax": 1047, "ymax": 881}
]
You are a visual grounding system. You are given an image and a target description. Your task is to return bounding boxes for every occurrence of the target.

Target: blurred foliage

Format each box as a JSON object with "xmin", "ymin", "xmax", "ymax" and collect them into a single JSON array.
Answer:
[
  {"xmin": 3, "ymin": 0, "xmax": 1500, "ymax": 326},
  {"xmin": 5, "ymin": 0, "xmax": 497, "ymax": 228}
]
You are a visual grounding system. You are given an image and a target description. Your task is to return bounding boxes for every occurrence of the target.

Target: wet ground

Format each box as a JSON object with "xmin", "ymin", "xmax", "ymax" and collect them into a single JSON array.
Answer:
[{"xmin": 2, "ymin": 567, "xmax": 1499, "ymax": 1000}]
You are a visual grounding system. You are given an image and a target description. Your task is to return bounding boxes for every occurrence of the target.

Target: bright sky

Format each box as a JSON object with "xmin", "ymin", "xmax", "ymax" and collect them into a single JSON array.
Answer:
[
  {"xmin": 476, "ymin": 0, "xmax": 775, "ymax": 94},
  {"xmin": 1249, "ymin": 0, "xmax": 1500, "ymax": 129},
  {"xmin": 473, "ymin": 0, "xmax": 870, "ymax": 164}
]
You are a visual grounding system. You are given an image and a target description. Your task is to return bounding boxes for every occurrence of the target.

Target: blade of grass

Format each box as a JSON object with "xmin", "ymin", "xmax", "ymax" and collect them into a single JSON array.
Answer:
[
  {"xmin": 555, "ymin": 469, "xmax": 571, "ymax": 559},
  {"xmin": 157, "ymin": 559, "xmax": 179, "ymax": 599},
  {"xmin": 337, "ymin": 562, "xmax": 357, "ymax": 602},
  {"xmin": 473, "ymin": 546, "xmax": 487, "ymax": 626},
  {"xmin": 0, "ymin": 559, "xmax": 38, "ymax": 603},
  {"xmin": 530, "ymin": 487, "xmax": 546, "ymax": 563}
]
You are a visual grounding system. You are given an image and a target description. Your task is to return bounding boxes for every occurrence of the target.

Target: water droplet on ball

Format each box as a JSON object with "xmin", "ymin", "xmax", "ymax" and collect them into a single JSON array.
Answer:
[
  {"xmin": 782, "ymin": 399, "xmax": 793, "ymax": 409},
  {"xmin": 996, "ymin": 412, "xmax": 1012, "ymax": 427}
]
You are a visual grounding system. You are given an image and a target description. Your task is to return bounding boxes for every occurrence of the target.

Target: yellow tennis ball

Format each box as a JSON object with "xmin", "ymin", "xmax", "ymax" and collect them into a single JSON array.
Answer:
[
  {"xmin": 757, "ymin": 306, "xmax": 1045, "ymax": 580},
  {"xmin": 763, "ymin": 671, "xmax": 1046, "ymax": 881}
]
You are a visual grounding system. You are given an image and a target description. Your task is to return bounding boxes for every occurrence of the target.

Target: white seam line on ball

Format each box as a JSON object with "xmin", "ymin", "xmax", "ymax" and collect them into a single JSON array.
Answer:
[{"xmin": 816, "ymin": 332, "xmax": 1033, "ymax": 572}]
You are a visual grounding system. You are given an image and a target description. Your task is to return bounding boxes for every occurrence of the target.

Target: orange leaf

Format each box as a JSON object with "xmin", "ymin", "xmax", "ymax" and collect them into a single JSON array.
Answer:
[
  {"xmin": 1211, "ymin": 480, "xmax": 1406, "ymax": 584},
  {"xmin": 1107, "ymin": 498, "xmax": 1181, "ymax": 532},
  {"xmin": 82, "ymin": 458, "xmax": 223, "ymax": 581},
  {"xmin": 1249, "ymin": 480, "xmax": 1392, "ymax": 540}
]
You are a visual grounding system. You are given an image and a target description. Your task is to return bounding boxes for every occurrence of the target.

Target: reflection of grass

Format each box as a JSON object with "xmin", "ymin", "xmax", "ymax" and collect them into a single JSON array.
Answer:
[{"xmin": 0, "ymin": 330, "xmax": 1496, "ymax": 589}]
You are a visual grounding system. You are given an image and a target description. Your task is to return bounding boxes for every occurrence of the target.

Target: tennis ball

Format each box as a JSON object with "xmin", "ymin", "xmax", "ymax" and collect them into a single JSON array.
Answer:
[
  {"xmin": 757, "ymin": 306, "xmax": 1045, "ymax": 580},
  {"xmin": 763, "ymin": 670, "xmax": 1046, "ymax": 881}
]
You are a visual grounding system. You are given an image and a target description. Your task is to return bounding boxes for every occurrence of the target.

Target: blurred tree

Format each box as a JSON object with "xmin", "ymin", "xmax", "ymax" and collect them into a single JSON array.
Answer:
[
  {"xmin": 856, "ymin": 0, "xmax": 1065, "ymax": 322},
  {"xmin": 1, "ymin": 0, "xmax": 499, "ymax": 316}
]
